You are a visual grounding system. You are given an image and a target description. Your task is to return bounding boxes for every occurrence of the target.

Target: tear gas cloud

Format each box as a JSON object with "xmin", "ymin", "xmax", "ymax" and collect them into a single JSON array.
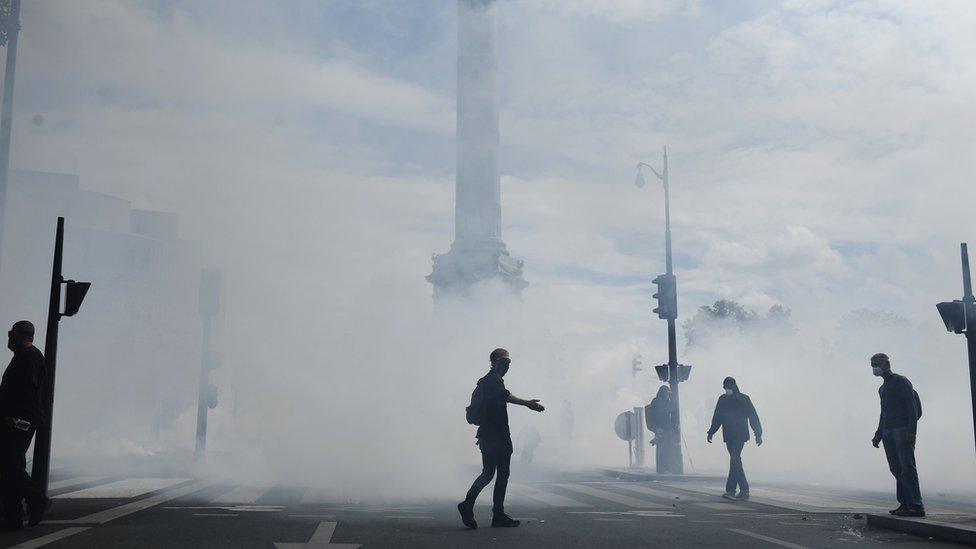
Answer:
[{"xmin": 1, "ymin": 0, "xmax": 975, "ymax": 499}]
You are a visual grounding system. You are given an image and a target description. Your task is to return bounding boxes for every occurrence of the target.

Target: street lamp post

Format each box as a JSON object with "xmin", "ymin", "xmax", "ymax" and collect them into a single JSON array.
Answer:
[
  {"xmin": 635, "ymin": 146, "xmax": 689, "ymax": 474},
  {"xmin": 936, "ymin": 243, "xmax": 976, "ymax": 455}
]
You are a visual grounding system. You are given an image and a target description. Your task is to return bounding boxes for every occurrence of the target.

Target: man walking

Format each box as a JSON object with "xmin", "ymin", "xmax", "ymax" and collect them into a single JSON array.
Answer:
[
  {"xmin": 459, "ymin": 348, "xmax": 544, "ymax": 529},
  {"xmin": 870, "ymin": 353, "xmax": 924, "ymax": 517},
  {"xmin": 707, "ymin": 377, "xmax": 762, "ymax": 501},
  {"xmin": 0, "ymin": 321, "xmax": 49, "ymax": 529}
]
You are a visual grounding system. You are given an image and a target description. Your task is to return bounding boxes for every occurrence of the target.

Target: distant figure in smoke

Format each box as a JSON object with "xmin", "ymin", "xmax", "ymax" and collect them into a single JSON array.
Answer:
[
  {"xmin": 560, "ymin": 399, "xmax": 573, "ymax": 440},
  {"xmin": 645, "ymin": 385, "xmax": 678, "ymax": 474},
  {"xmin": 707, "ymin": 377, "xmax": 762, "ymax": 501},
  {"xmin": 459, "ymin": 348, "xmax": 544, "ymax": 529},
  {"xmin": 870, "ymin": 353, "xmax": 925, "ymax": 517},
  {"xmin": 0, "ymin": 321, "xmax": 49, "ymax": 530},
  {"xmin": 517, "ymin": 424, "xmax": 541, "ymax": 463}
]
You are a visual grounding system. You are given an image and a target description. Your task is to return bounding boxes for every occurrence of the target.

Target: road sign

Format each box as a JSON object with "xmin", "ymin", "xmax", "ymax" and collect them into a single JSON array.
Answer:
[{"xmin": 614, "ymin": 411, "xmax": 635, "ymax": 441}]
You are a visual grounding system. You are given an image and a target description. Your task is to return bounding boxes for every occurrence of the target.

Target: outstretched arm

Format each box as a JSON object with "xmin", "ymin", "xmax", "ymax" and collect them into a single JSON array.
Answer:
[
  {"xmin": 509, "ymin": 394, "xmax": 544, "ymax": 412},
  {"xmin": 747, "ymin": 396, "xmax": 763, "ymax": 445}
]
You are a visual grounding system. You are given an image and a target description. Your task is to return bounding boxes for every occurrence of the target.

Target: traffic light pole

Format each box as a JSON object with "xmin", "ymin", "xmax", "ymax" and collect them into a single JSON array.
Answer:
[
  {"xmin": 959, "ymin": 244, "xmax": 976, "ymax": 455},
  {"xmin": 661, "ymin": 147, "xmax": 683, "ymax": 474},
  {"xmin": 194, "ymin": 314, "xmax": 212, "ymax": 462}
]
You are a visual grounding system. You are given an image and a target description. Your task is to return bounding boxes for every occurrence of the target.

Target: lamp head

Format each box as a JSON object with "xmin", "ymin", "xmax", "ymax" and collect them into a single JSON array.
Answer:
[{"xmin": 635, "ymin": 167, "xmax": 646, "ymax": 188}]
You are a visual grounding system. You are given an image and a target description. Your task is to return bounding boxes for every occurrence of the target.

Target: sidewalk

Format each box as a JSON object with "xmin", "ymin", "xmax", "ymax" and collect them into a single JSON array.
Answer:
[{"xmin": 866, "ymin": 513, "xmax": 976, "ymax": 547}]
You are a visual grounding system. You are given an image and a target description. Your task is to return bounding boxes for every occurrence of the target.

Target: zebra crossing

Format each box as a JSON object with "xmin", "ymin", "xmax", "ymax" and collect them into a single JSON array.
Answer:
[{"xmin": 47, "ymin": 475, "xmax": 968, "ymax": 516}]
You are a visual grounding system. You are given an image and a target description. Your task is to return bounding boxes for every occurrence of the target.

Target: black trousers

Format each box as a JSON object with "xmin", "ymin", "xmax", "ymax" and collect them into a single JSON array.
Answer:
[
  {"xmin": 0, "ymin": 426, "xmax": 42, "ymax": 523},
  {"xmin": 725, "ymin": 440, "xmax": 749, "ymax": 494},
  {"xmin": 881, "ymin": 427, "xmax": 923, "ymax": 508},
  {"xmin": 464, "ymin": 436, "xmax": 512, "ymax": 514}
]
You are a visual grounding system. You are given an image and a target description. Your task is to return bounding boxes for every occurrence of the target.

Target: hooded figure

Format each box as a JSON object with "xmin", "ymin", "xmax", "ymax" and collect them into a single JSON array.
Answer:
[
  {"xmin": 645, "ymin": 385, "xmax": 678, "ymax": 473},
  {"xmin": 707, "ymin": 377, "xmax": 762, "ymax": 501}
]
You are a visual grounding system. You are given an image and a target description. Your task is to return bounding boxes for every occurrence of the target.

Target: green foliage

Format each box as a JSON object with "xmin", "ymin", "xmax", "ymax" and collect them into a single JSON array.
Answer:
[{"xmin": 682, "ymin": 299, "xmax": 793, "ymax": 348}]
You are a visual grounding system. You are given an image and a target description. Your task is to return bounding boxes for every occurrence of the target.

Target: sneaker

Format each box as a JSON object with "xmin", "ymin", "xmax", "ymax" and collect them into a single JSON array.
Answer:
[
  {"xmin": 721, "ymin": 492, "xmax": 737, "ymax": 501},
  {"xmin": 27, "ymin": 497, "xmax": 51, "ymax": 527},
  {"xmin": 895, "ymin": 507, "xmax": 925, "ymax": 518},
  {"xmin": 736, "ymin": 492, "xmax": 750, "ymax": 501},
  {"xmin": 889, "ymin": 504, "xmax": 907, "ymax": 515},
  {"xmin": 457, "ymin": 502, "xmax": 477, "ymax": 529},
  {"xmin": 491, "ymin": 513, "xmax": 521, "ymax": 527}
]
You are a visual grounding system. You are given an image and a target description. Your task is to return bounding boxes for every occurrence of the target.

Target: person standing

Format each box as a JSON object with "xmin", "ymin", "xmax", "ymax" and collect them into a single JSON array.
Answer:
[
  {"xmin": 645, "ymin": 385, "xmax": 677, "ymax": 473},
  {"xmin": 707, "ymin": 377, "xmax": 762, "ymax": 501},
  {"xmin": 459, "ymin": 348, "xmax": 544, "ymax": 529},
  {"xmin": 870, "ymin": 353, "xmax": 924, "ymax": 517},
  {"xmin": 0, "ymin": 321, "xmax": 49, "ymax": 529}
]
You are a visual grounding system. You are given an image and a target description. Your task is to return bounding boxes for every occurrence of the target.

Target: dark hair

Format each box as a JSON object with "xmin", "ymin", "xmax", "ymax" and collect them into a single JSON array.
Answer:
[
  {"xmin": 723, "ymin": 377, "xmax": 738, "ymax": 391},
  {"xmin": 871, "ymin": 353, "xmax": 890, "ymax": 367},
  {"xmin": 10, "ymin": 320, "xmax": 34, "ymax": 341},
  {"xmin": 490, "ymin": 348, "xmax": 509, "ymax": 362}
]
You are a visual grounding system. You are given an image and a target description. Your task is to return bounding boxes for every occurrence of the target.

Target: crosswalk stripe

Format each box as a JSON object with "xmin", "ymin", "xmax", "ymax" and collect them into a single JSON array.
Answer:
[
  {"xmin": 10, "ymin": 527, "xmax": 91, "ymax": 549},
  {"xmin": 513, "ymin": 484, "xmax": 591, "ymax": 507},
  {"xmin": 556, "ymin": 484, "xmax": 667, "ymax": 509},
  {"xmin": 214, "ymin": 485, "xmax": 268, "ymax": 504},
  {"xmin": 48, "ymin": 477, "xmax": 107, "ymax": 491},
  {"xmin": 612, "ymin": 484, "xmax": 693, "ymax": 502},
  {"xmin": 55, "ymin": 477, "xmax": 191, "ymax": 499},
  {"xmin": 730, "ymin": 528, "xmax": 810, "ymax": 549}
]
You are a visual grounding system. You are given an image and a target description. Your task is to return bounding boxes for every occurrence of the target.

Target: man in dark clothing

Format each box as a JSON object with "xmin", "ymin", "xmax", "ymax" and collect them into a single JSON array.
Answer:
[
  {"xmin": 645, "ymin": 385, "xmax": 677, "ymax": 473},
  {"xmin": 707, "ymin": 377, "xmax": 762, "ymax": 501},
  {"xmin": 0, "ymin": 321, "xmax": 49, "ymax": 530},
  {"xmin": 870, "ymin": 353, "xmax": 924, "ymax": 517},
  {"xmin": 458, "ymin": 348, "xmax": 544, "ymax": 530}
]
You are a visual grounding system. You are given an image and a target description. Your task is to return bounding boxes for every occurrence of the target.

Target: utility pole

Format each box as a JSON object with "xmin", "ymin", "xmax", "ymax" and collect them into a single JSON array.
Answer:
[
  {"xmin": 937, "ymin": 243, "xmax": 976, "ymax": 455},
  {"xmin": 636, "ymin": 146, "xmax": 691, "ymax": 474},
  {"xmin": 0, "ymin": 0, "xmax": 22, "ymax": 268},
  {"xmin": 32, "ymin": 217, "xmax": 90, "ymax": 497},
  {"xmin": 195, "ymin": 269, "xmax": 220, "ymax": 461}
]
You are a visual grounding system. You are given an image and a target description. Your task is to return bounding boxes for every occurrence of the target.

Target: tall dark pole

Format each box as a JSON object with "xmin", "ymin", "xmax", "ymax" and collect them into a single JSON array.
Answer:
[
  {"xmin": 959, "ymin": 244, "xmax": 976, "ymax": 455},
  {"xmin": 0, "ymin": 0, "xmax": 21, "ymax": 269},
  {"xmin": 194, "ymin": 314, "xmax": 212, "ymax": 461},
  {"xmin": 32, "ymin": 217, "xmax": 63, "ymax": 497},
  {"xmin": 661, "ymin": 146, "xmax": 683, "ymax": 474}
]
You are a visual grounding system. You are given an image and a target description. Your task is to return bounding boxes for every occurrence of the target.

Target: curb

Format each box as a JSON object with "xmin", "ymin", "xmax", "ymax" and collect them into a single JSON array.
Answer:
[
  {"xmin": 602, "ymin": 468, "xmax": 724, "ymax": 482},
  {"xmin": 867, "ymin": 514, "xmax": 976, "ymax": 547}
]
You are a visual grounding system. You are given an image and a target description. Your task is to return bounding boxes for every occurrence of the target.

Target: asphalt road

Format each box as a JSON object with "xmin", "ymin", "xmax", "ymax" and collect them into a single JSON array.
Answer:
[{"xmin": 0, "ymin": 470, "xmax": 962, "ymax": 548}]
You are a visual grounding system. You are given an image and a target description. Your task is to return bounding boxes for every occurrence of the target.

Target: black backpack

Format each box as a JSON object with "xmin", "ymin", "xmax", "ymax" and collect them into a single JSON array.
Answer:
[
  {"xmin": 914, "ymin": 389, "xmax": 922, "ymax": 420},
  {"xmin": 466, "ymin": 385, "xmax": 485, "ymax": 426}
]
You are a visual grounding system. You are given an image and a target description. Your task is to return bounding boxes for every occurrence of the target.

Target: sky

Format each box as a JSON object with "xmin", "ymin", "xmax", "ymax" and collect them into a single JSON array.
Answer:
[{"xmin": 5, "ymin": 0, "xmax": 976, "ymax": 490}]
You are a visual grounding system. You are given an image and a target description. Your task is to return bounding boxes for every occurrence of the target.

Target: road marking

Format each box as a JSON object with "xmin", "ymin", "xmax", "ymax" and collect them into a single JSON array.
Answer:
[
  {"xmin": 514, "ymin": 484, "xmax": 591, "ymax": 507},
  {"xmin": 729, "ymin": 528, "xmax": 811, "ymax": 549},
  {"xmin": 49, "ymin": 477, "xmax": 107, "ymax": 491},
  {"xmin": 613, "ymin": 484, "xmax": 697, "ymax": 502},
  {"xmin": 55, "ymin": 477, "xmax": 189, "ymax": 499},
  {"xmin": 194, "ymin": 513, "xmax": 239, "ymax": 517},
  {"xmin": 557, "ymin": 484, "xmax": 667, "ymax": 509},
  {"xmin": 594, "ymin": 518, "xmax": 636, "ymax": 522},
  {"xmin": 71, "ymin": 480, "xmax": 212, "ymax": 523},
  {"xmin": 275, "ymin": 521, "xmax": 362, "ymax": 548},
  {"xmin": 695, "ymin": 502, "xmax": 754, "ymax": 511},
  {"xmin": 214, "ymin": 485, "xmax": 268, "ymax": 504},
  {"xmin": 164, "ymin": 505, "xmax": 282, "ymax": 513},
  {"xmin": 383, "ymin": 515, "xmax": 435, "ymax": 519},
  {"xmin": 289, "ymin": 515, "xmax": 337, "ymax": 519},
  {"xmin": 10, "ymin": 527, "xmax": 91, "ymax": 549}
]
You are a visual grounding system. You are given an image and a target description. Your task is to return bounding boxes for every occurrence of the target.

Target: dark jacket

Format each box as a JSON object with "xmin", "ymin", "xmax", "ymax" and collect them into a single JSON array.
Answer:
[
  {"xmin": 0, "ymin": 346, "xmax": 47, "ymax": 425},
  {"xmin": 875, "ymin": 373, "xmax": 920, "ymax": 438},
  {"xmin": 645, "ymin": 394, "xmax": 675, "ymax": 432},
  {"xmin": 472, "ymin": 371, "xmax": 511, "ymax": 442},
  {"xmin": 707, "ymin": 392, "xmax": 762, "ymax": 443}
]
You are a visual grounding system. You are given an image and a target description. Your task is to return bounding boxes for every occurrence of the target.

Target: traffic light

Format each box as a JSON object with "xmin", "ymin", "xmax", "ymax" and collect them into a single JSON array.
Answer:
[
  {"xmin": 62, "ymin": 280, "xmax": 90, "ymax": 317},
  {"xmin": 937, "ymin": 301, "xmax": 967, "ymax": 334},
  {"xmin": 205, "ymin": 384, "xmax": 218, "ymax": 409},
  {"xmin": 632, "ymin": 355, "xmax": 643, "ymax": 376},
  {"xmin": 652, "ymin": 274, "xmax": 677, "ymax": 319}
]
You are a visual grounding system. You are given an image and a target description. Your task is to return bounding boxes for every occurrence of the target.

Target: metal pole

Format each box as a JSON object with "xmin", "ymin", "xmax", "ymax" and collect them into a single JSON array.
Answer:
[
  {"xmin": 960, "ymin": 243, "xmax": 976, "ymax": 456},
  {"xmin": 194, "ymin": 314, "xmax": 212, "ymax": 462},
  {"xmin": 32, "ymin": 216, "xmax": 63, "ymax": 497},
  {"xmin": 0, "ymin": 0, "xmax": 22, "ymax": 269},
  {"xmin": 661, "ymin": 146, "xmax": 683, "ymax": 474}
]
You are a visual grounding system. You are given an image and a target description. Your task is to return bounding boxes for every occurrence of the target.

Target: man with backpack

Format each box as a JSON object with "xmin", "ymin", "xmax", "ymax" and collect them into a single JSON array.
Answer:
[
  {"xmin": 459, "ymin": 348, "xmax": 544, "ymax": 529},
  {"xmin": 645, "ymin": 385, "xmax": 677, "ymax": 473},
  {"xmin": 871, "ymin": 353, "xmax": 925, "ymax": 517}
]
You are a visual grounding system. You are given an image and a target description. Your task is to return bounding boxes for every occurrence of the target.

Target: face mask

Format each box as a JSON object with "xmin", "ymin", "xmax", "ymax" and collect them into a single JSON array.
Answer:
[
  {"xmin": 872, "ymin": 366, "xmax": 883, "ymax": 376},
  {"xmin": 724, "ymin": 388, "xmax": 733, "ymax": 396}
]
